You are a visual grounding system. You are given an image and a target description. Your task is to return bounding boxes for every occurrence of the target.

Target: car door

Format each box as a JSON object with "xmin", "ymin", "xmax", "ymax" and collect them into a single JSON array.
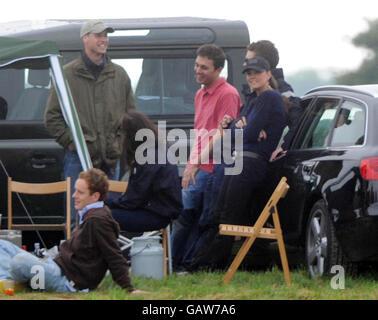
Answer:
[
  {"xmin": 319, "ymin": 99, "xmax": 368, "ymax": 247},
  {"xmin": 0, "ymin": 67, "xmax": 64, "ymax": 227},
  {"xmin": 277, "ymin": 96, "xmax": 342, "ymax": 240}
]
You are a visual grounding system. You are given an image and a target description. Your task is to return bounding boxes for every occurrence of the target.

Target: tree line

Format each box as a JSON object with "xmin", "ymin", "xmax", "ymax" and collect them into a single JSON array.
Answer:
[{"xmin": 335, "ymin": 18, "xmax": 378, "ymax": 85}]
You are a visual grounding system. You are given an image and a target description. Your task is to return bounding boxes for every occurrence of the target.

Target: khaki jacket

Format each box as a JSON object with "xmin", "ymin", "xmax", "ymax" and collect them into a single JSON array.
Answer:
[{"xmin": 45, "ymin": 54, "xmax": 135, "ymax": 172}]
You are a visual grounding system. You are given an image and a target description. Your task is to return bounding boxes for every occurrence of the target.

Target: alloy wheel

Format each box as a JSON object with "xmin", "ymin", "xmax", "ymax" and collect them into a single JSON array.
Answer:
[{"xmin": 306, "ymin": 208, "xmax": 328, "ymax": 277}]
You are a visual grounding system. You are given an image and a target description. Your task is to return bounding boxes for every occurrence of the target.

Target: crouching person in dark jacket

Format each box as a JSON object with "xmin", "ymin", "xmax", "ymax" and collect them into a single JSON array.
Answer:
[
  {"xmin": 0, "ymin": 168, "xmax": 145, "ymax": 294},
  {"xmin": 105, "ymin": 110, "xmax": 183, "ymax": 232}
]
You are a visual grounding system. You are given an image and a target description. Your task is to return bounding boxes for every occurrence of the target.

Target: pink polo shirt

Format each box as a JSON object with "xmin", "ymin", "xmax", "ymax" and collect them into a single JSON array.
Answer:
[{"xmin": 188, "ymin": 77, "xmax": 241, "ymax": 173}]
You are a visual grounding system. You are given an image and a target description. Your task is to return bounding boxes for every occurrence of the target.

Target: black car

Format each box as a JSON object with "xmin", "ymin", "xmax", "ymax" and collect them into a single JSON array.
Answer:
[{"xmin": 271, "ymin": 84, "xmax": 378, "ymax": 277}]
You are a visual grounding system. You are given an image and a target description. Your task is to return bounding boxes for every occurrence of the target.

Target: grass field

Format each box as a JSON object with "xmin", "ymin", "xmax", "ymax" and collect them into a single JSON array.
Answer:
[{"xmin": 1, "ymin": 264, "xmax": 378, "ymax": 301}]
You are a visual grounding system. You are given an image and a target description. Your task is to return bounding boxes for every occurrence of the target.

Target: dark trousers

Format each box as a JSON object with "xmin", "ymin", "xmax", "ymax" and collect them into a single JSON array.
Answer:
[
  {"xmin": 171, "ymin": 170, "xmax": 211, "ymax": 269},
  {"xmin": 190, "ymin": 157, "xmax": 268, "ymax": 271},
  {"xmin": 111, "ymin": 208, "xmax": 170, "ymax": 233}
]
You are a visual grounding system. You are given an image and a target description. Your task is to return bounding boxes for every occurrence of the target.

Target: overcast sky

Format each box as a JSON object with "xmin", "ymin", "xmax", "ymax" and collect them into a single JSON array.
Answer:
[{"xmin": 1, "ymin": 0, "xmax": 377, "ymax": 75}]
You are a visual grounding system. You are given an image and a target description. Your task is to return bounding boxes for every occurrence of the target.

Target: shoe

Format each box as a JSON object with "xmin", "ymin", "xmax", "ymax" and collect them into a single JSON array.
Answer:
[{"xmin": 172, "ymin": 265, "xmax": 186, "ymax": 273}]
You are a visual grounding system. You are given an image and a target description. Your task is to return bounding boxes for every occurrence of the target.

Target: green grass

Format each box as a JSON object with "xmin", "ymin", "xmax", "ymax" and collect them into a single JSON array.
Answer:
[{"xmin": 2, "ymin": 266, "xmax": 378, "ymax": 300}]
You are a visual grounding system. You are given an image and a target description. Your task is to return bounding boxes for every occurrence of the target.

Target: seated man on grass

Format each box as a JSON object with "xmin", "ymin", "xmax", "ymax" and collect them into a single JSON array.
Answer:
[{"xmin": 0, "ymin": 168, "xmax": 145, "ymax": 294}]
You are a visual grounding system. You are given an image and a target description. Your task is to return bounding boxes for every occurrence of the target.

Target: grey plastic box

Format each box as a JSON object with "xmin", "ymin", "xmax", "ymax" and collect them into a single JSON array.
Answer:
[{"xmin": 0, "ymin": 230, "xmax": 22, "ymax": 247}]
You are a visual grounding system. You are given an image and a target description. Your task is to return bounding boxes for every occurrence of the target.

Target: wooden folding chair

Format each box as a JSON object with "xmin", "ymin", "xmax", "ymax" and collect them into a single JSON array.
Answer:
[
  {"xmin": 107, "ymin": 180, "xmax": 134, "ymax": 250},
  {"xmin": 108, "ymin": 180, "xmax": 172, "ymax": 277},
  {"xmin": 8, "ymin": 177, "xmax": 72, "ymax": 240},
  {"xmin": 219, "ymin": 176, "xmax": 291, "ymax": 285},
  {"xmin": 108, "ymin": 180, "xmax": 129, "ymax": 194}
]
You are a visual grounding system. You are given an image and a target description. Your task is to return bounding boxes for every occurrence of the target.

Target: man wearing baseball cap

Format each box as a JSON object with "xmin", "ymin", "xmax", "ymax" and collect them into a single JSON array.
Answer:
[
  {"xmin": 80, "ymin": 20, "xmax": 115, "ymax": 38},
  {"xmin": 45, "ymin": 20, "xmax": 136, "ymax": 227}
]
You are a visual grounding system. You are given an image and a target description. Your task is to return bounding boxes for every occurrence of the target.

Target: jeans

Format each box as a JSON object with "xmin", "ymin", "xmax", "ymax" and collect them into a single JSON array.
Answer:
[
  {"xmin": 0, "ymin": 240, "xmax": 70, "ymax": 292},
  {"xmin": 170, "ymin": 169, "xmax": 211, "ymax": 269},
  {"xmin": 198, "ymin": 164, "xmax": 226, "ymax": 229},
  {"xmin": 182, "ymin": 164, "xmax": 227, "ymax": 265},
  {"xmin": 64, "ymin": 150, "xmax": 120, "ymax": 228}
]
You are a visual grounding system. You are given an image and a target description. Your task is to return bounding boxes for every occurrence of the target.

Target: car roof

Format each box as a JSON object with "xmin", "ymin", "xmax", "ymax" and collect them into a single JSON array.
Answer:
[
  {"xmin": 0, "ymin": 18, "xmax": 250, "ymax": 50},
  {"xmin": 305, "ymin": 84, "xmax": 378, "ymax": 98}
]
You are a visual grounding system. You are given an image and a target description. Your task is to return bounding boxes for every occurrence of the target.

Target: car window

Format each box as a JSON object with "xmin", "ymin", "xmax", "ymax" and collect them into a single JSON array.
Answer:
[
  {"xmin": 289, "ymin": 98, "xmax": 313, "ymax": 149},
  {"xmin": 297, "ymin": 98, "xmax": 340, "ymax": 149},
  {"xmin": 330, "ymin": 101, "xmax": 366, "ymax": 146},
  {"xmin": 113, "ymin": 57, "xmax": 200, "ymax": 115},
  {"xmin": 113, "ymin": 57, "xmax": 228, "ymax": 116},
  {"xmin": 0, "ymin": 55, "xmax": 227, "ymax": 120},
  {"xmin": 0, "ymin": 68, "xmax": 51, "ymax": 121}
]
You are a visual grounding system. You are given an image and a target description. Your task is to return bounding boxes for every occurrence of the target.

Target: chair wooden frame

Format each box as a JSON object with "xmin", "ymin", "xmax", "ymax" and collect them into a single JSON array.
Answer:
[
  {"xmin": 107, "ymin": 180, "xmax": 172, "ymax": 277},
  {"xmin": 219, "ymin": 177, "xmax": 291, "ymax": 285},
  {"xmin": 108, "ymin": 180, "xmax": 129, "ymax": 194},
  {"xmin": 8, "ymin": 177, "xmax": 72, "ymax": 240}
]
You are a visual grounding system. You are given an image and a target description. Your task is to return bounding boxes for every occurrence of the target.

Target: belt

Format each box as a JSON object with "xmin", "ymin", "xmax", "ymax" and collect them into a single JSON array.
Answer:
[{"xmin": 233, "ymin": 151, "xmax": 266, "ymax": 162}]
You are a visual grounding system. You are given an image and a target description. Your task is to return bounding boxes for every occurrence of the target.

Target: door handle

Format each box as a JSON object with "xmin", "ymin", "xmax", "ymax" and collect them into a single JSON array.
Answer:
[
  {"xmin": 31, "ymin": 157, "xmax": 56, "ymax": 169},
  {"xmin": 303, "ymin": 164, "xmax": 314, "ymax": 174}
]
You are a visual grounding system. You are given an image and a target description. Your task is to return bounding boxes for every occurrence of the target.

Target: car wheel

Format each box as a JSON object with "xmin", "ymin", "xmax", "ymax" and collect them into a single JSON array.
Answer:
[{"xmin": 305, "ymin": 199, "xmax": 340, "ymax": 278}]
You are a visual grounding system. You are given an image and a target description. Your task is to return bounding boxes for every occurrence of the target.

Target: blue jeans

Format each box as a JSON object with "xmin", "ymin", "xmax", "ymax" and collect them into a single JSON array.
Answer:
[
  {"xmin": 182, "ymin": 164, "xmax": 227, "ymax": 265},
  {"xmin": 171, "ymin": 169, "xmax": 211, "ymax": 269},
  {"xmin": 0, "ymin": 240, "xmax": 70, "ymax": 292},
  {"xmin": 64, "ymin": 150, "xmax": 120, "ymax": 228},
  {"xmin": 198, "ymin": 164, "xmax": 226, "ymax": 229}
]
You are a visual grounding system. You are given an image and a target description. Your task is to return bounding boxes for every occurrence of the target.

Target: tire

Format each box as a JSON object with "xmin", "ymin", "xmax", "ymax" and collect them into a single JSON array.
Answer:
[{"xmin": 305, "ymin": 199, "xmax": 355, "ymax": 278}]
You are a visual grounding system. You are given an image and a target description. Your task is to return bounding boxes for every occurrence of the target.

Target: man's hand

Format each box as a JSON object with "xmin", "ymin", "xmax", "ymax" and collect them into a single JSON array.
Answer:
[
  {"xmin": 235, "ymin": 116, "xmax": 247, "ymax": 128},
  {"xmin": 181, "ymin": 165, "xmax": 199, "ymax": 189},
  {"xmin": 217, "ymin": 115, "xmax": 234, "ymax": 137},
  {"xmin": 221, "ymin": 114, "xmax": 234, "ymax": 129}
]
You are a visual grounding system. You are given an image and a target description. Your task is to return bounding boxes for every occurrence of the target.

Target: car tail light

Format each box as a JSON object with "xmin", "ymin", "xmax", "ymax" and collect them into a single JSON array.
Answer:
[{"xmin": 360, "ymin": 157, "xmax": 378, "ymax": 180}]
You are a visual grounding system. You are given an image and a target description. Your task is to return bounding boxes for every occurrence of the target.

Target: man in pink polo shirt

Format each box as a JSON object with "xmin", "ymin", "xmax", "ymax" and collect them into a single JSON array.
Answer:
[{"xmin": 171, "ymin": 44, "xmax": 241, "ymax": 271}]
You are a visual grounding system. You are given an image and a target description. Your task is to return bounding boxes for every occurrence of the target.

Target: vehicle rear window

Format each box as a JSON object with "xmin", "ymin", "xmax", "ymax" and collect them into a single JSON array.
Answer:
[
  {"xmin": 113, "ymin": 57, "xmax": 228, "ymax": 116},
  {"xmin": 330, "ymin": 101, "xmax": 366, "ymax": 146},
  {"xmin": 113, "ymin": 57, "xmax": 200, "ymax": 116},
  {"xmin": 0, "ymin": 68, "xmax": 50, "ymax": 121},
  {"xmin": 299, "ymin": 98, "xmax": 341, "ymax": 149},
  {"xmin": 109, "ymin": 28, "xmax": 215, "ymax": 46}
]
